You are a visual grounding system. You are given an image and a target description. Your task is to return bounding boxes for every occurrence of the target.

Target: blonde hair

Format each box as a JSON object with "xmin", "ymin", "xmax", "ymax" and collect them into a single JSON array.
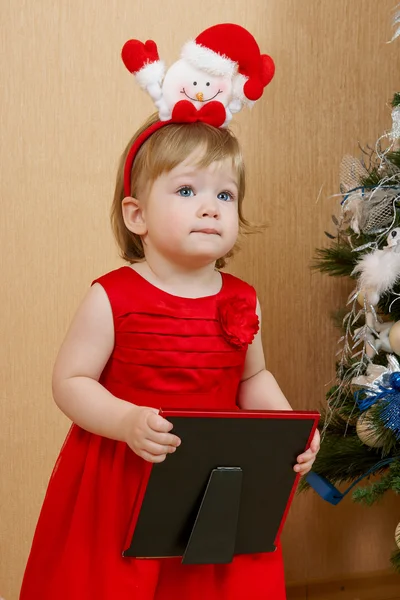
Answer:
[{"xmin": 111, "ymin": 113, "xmax": 251, "ymax": 269}]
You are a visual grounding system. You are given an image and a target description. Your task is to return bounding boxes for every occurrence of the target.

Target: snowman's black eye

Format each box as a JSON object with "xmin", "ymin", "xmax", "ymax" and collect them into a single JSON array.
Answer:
[
  {"xmin": 206, "ymin": 82, "xmax": 210, "ymax": 86},
  {"xmin": 193, "ymin": 81, "xmax": 197, "ymax": 86},
  {"xmin": 392, "ymin": 230, "xmax": 398, "ymax": 237}
]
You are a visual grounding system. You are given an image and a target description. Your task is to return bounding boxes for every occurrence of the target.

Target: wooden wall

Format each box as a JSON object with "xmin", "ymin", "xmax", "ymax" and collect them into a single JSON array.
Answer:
[{"xmin": 1, "ymin": 1, "xmax": 399, "ymax": 598}]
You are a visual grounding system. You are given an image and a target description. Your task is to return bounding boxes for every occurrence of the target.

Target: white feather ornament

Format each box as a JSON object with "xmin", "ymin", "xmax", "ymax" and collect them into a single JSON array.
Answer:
[{"xmin": 352, "ymin": 228, "xmax": 400, "ymax": 305}]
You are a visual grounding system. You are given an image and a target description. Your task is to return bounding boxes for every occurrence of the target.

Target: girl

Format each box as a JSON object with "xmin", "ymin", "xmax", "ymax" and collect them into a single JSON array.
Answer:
[{"xmin": 20, "ymin": 25, "xmax": 320, "ymax": 600}]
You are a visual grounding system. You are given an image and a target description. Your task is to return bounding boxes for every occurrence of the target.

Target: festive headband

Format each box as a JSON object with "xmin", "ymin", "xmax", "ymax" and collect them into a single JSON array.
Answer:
[{"xmin": 121, "ymin": 23, "xmax": 275, "ymax": 197}]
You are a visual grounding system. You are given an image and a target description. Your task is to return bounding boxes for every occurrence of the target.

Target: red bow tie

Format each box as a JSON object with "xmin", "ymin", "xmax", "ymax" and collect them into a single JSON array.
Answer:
[{"xmin": 171, "ymin": 100, "xmax": 226, "ymax": 128}]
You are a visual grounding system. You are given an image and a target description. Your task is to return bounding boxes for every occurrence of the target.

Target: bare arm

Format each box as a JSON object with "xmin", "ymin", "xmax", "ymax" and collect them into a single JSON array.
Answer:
[
  {"xmin": 237, "ymin": 298, "xmax": 320, "ymax": 474},
  {"xmin": 52, "ymin": 283, "xmax": 135, "ymax": 439},
  {"xmin": 237, "ymin": 299, "xmax": 292, "ymax": 411},
  {"xmin": 52, "ymin": 283, "xmax": 180, "ymax": 461}
]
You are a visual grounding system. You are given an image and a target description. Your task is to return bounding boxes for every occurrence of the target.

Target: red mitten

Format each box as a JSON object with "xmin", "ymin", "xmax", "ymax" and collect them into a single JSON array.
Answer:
[{"xmin": 121, "ymin": 39, "xmax": 160, "ymax": 75}]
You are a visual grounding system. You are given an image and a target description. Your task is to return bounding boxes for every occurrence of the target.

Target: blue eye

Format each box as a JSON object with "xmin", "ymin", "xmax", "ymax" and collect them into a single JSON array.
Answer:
[
  {"xmin": 177, "ymin": 186, "xmax": 194, "ymax": 197},
  {"xmin": 217, "ymin": 191, "xmax": 234, "ymax": 202}
]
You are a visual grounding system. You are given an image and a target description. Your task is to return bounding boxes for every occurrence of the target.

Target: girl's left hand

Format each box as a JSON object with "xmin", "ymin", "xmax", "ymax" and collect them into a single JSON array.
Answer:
[{"xmin": 294, "ymin": 429, "xmax": 320, "ymax": 476}]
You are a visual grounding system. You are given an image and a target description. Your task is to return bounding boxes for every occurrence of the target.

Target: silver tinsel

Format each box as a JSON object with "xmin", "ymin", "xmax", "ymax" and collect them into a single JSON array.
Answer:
[
  {"xmin": 390, "ymin": 106, "xmax": 400, "ymax": 141},
  {"xmin": 340, "ymin": 154, "xmax": 399, "ymax": 234},
  {"xmin": 352, "ymin": 354, "xmax": 400, "ymax": 394},
  {"xmin": 389, "ymin": 4, "xmax": 400, "ymax": 41}
]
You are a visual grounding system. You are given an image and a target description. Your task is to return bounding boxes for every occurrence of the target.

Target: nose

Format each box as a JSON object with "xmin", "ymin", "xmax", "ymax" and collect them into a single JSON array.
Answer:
[
  {"xmin": 199, "ymin": 195, "xmax": 220, "ymax": 219},
  {"xmin": 196, "ymin": 91, "xmax": 204, "ymax": 102}
]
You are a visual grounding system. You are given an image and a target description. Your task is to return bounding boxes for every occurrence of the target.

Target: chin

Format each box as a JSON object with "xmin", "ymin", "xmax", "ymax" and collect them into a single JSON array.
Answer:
[{"xmin": 183, "ymin": 252, "xmax": 220, "ymax": 267}]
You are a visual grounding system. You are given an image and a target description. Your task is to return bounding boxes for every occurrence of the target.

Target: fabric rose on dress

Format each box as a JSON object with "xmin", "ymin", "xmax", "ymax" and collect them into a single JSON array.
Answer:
[{"xmin": 218, "ymin": 296, "xmax": 259, "ymax": 349}]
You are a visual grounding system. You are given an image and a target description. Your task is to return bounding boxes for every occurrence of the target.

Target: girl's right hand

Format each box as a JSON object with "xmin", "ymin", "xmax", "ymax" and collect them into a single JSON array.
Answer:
[{"xmin": 123, "ymin": 406, "xmax": 181, "ymax": 463}]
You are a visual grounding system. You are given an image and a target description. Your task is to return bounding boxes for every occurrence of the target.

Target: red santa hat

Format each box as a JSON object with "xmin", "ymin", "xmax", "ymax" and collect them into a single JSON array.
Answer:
[{"xmin": 181, "ymin": 23, "xmax": 275, "ymax": 103}]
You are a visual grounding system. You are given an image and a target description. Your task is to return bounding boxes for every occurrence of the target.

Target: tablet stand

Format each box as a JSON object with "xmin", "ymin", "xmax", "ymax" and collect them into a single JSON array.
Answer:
[{"xmin": 182, "ymin": 467, "xmax": 242, "ymax": 564}]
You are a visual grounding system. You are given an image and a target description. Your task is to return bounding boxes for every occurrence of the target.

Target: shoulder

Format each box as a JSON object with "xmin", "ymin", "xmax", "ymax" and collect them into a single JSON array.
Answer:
[
  {"xmin": 91, "ymin": 266, "xmax": 136, "ymax": 320},
  {"xmin": 52, "ymin": 281, "xmax": 115, "ymax": 382},
  {"xmin": 221, "ymin": 272, "xmax": 257, "ymax": 309},
  {"xmin": 92, "ymin": 265, "xmax": 132, "ymax": 289}
]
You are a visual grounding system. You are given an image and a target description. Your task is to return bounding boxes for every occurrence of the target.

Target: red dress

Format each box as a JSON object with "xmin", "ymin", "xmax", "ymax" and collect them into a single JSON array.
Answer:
[{"xmin": 20, "ymin": 266, "xmax": 286, "ymax": 600}]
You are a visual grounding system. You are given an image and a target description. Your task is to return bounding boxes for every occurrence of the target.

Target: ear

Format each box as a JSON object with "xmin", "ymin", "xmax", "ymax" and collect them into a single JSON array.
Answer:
[{"xmin": 121, "ymin": 196, "xmax": 147, "ymax": 236}]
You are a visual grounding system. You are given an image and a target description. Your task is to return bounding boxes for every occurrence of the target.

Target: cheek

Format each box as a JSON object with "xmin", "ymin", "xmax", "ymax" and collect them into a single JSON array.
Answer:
[
  {"xmin": 153, "ymin": 199, "xmax": 189, "ymax": 229},
  {"xmin": 223, "ymin": 205, "xmax": 239, "ymax": 233},
  {"xmin": 215, "ymin": 79, "xmax": 232, "ymax": 101},
  {"xmin": 232, "ymin": 218, "xmax": 240, "ymax": 237}
]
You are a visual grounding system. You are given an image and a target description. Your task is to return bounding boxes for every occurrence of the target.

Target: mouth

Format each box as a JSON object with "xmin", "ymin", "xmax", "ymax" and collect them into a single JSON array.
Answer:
[
  {"xmin": 180, "ymin": 89, "xmax": 222, "ymax": 103},
  {"xmin": 192, "ymin": 228, "xmax": 221, "ymax": 235}
]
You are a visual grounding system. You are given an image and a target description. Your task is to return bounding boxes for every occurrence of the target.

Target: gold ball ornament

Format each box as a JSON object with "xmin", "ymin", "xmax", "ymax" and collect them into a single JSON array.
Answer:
[
  {"xmin": 356, "ymin": 288, "xmax": 379, "ymax": 308},
  {"xmin": 388, "ymin": 320, "xmax": 400, "ymax": 355},
  {"xmin": 396, "ymin": 522, "xmax": 400, "ymax": 550},
  {"xmin": 357, "ymin": 291, "xmax": 366, "ymax": 307},
  {"xmin": 356, "ymin": 411, "xmax": 385, "ymax": 448}
]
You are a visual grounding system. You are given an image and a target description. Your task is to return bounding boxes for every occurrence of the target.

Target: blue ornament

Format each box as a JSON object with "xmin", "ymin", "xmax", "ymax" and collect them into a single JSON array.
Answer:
[
  {"xmin": 355, "ymin": 369, "xmax": 400, "ymax": 440},
  {"xmin": 389, "ymin": 372, "xmax": 400, "ymax": 391},
  {"xmin": 380, "ymin": 394, "xmax": 400, "ymax": 440}
]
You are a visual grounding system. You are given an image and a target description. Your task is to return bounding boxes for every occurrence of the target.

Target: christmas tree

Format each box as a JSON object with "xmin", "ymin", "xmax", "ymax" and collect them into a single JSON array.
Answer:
[{"xmin": 308, "ymin": 82, "xmax": 400, "ymax": 571}]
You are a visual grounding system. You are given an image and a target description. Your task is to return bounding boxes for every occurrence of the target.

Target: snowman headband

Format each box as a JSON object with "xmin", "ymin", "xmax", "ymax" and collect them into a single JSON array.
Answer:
[{"xmin": 121, "ymin": 23, "xmax": 275, "ymax": 197}]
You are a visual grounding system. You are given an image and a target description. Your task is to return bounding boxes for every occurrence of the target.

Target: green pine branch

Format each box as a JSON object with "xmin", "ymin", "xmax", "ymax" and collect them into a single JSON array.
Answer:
[
  {"xmin": 352, "ymin": 460, "xmax": 400, "ymax": 505},
  {"xmin": 352, "ymin": 476, "xmax": 391, "ymax": 505},
  {"xmin": 301, "ymin": 431, "xmax": 383, "ymax": 490},
  {"xmin": 386, "ymin": 150, "xmax": 400, "ymax": 170},
  {"xmin": 377, "ymin": 281, "xmax": 400, "ymax": 320},
  {"xmin": 391, "ymin": 547, "xmax": 400, "ymax": 574},
  {"xmin": 391, "ymin": 93, "xmax": 400, "ymax": 108},
  {"xmin": 359, "ymin": 169, "xmax": 383, "ymax": 188},
  {"xmin": 312, "ymin": 245, "xmax": 356, "ymax": 277},
  {"xmin": 393, "ymin": 474, "xmax": 400, "ymax": 494}
]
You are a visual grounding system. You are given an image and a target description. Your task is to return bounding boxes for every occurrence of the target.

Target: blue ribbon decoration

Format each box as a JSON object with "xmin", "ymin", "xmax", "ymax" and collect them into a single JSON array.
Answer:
[
  {"xmin": 306, "ymin": 457, "xmax": 396, "ymax": 505},
  {"xmin": 355, "ymin": 372, "xmax": 400, "ymax": 440},
  {"xmin": 354, "ymin": 389, "xmax": 381, "ymax": 411}
]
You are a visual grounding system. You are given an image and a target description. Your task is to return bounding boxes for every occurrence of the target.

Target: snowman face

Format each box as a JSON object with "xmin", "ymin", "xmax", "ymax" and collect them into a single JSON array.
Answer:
[{"xmin": 162, "ymin": 59, "xmax": 232, "ymax": 111}]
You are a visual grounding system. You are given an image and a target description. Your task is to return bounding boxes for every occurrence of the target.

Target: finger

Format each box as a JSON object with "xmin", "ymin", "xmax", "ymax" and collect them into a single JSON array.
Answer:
[
  {"xmin": 147, "ymin": 413, "xmax": 174, "ymax": 433},
  {"xmin": 311, "ymin": 430, "xmax": 321, "ymax": 452},
  {"xmin": 139, "ymin": 450, "xmax": 167, "ymax": 463},
  {"xmin": 146, "ymin": 431, "xmax": 181, "ymax": 447},
  {"xmin": 300, "ymin": 463, "xmax": 312, "ymax": 475},
  {"xmin": 294, "ymin": 462, "xmax": 311, "ymax": 474},
  {"xmin": 299, "ymin": 456, "xmax": 316, "ymax": 471},
  {"xmin": 143, "ymin": 440, "xmax": 177, "ymax": 456},
  {"xmin": 297, "ymin": 449, "xmax": 313, "ymax": 463},
  {"xmin": 310, "ymin": 440, "xmax": 320, "ymax": 453}
]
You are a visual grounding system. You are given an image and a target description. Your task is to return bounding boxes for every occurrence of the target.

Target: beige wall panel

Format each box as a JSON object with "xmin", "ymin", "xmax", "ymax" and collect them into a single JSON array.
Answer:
[{"xmin": 1, "ymin": 1, "xmax": 398, "ymax": 598}]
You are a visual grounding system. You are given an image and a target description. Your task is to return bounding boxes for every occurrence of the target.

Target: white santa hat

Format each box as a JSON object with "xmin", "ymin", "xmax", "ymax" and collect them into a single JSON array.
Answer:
[{"xmin": 181, "ymin": 23, "xmax": 275, "ymax": 103}]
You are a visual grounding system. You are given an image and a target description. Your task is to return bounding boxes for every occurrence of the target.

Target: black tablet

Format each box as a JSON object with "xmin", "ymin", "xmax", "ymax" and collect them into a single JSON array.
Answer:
[{"xmin": 123, "ymin": 409, "xmax": 319, "ymax": 564}]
